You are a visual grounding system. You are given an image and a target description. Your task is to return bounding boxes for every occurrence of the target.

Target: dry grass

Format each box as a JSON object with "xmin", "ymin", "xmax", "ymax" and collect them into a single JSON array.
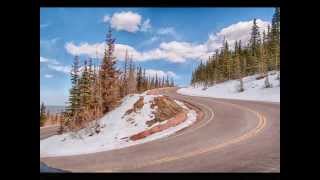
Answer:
[
  {"xmin": 124, "ymin": 96, "xmax": 144, "ymax": 117},
  {"xmin": 146, "ymin": 96, "xmax": 183, "ymax": 127}
]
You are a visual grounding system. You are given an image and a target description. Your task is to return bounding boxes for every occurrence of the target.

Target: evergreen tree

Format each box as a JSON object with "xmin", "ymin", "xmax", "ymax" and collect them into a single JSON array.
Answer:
[
  {"xmin": 261, "ymin": 31, "xmax": 271, "ymax": 88},
  {"xmin": 64, "ymin": 56, "xmax": 81, "ymax": 129},
  {"xmin": 78, "ymin": 60, "xmax": 92, "ymax": 126},
  {"xmin": 166, "ymin": 75, "xmax": 170, "ymax": 87},
  {"xmin": 190, "ymin": 13, "xmax": 279, "ymax": 92},
  {"xmin": 233, "ymin": 41, "xmax": 244, "ymax": 92},
  {"xmin": 248, "ymin": 19, "xmax": 261, "ymax": 74},
  {"xmin": 155, "ymin": 73, "xmax": 159, "ymax": 88},
  {"xmin": 170, "ymin": 78, "xmax": 174, "ymax": 87},
  {"xmin": 249, "ymin": 18, "xmax": 261, "ymax": 56},
  {"xmin": 99, "ymin": 27, "xmax": 120, "ymax": 113},
  {"xmin": 93, "ymin": 64, "xmax": 103, "ymax": 120},
  {"xmin": 40, "ymin": 102, "xmax": 47, "ymax": 126},
  {"xmin": 127, "ymin": 55, "xmax": 137, "ymax": 94},
  {"xmin": 271, "ymin": 7, "xmax": 280, "ymax": 72},
  {"xmin": 162, "ymin": 76, "xmax": 166, "ymax": 87},
  {"xmin": 136, "ymin": 66, "xmax": 143, "ymax": 92},
  {"xmin": 150, "ymin": 76, "xmax": 155, "ymax": 89},
  {"xmin": 142, "ymin": 68, "xmax": 147, "ymax": 91},
  {"xmin": 223, "ymin": 40, "xmax": 232, "ymax": 80},
  {"xmin": 122, "ymin": 49, "xmax": 130, "ymax": 96}
]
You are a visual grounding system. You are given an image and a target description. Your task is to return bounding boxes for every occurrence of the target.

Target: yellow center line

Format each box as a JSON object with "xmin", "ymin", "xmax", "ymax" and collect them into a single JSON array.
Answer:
[
  {"xmin": 99, "ymin": 99, "xmax": 267, "ymax": 172},
  {"xmin": 158, "ymin": 101, "xmax": 215, "ymax": 140}
]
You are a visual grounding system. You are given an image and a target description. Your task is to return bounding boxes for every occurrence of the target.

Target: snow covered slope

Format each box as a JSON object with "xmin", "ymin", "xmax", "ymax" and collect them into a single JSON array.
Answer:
[
  {"xmin": 178, "ymin": 71, "xmax": 280, "ymax": 103},
  {"xmin": 40, "ymin": 93, "xmax": 196, "ymax": 157}
]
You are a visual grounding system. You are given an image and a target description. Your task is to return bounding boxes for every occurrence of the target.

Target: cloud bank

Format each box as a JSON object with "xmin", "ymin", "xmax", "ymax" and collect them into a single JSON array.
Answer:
[{"xmin": 66, "ymin": 19, "xmax": 270, "ymax": 63}]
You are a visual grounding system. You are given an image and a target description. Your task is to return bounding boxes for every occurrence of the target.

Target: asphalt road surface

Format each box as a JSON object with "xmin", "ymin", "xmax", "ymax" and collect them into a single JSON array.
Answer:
[
  {"xmin": 40, "ymin": 88, "xmax": 280, "ymax": 172},
  {"xmin": 40, "ymin": 125, "xmax": 60, "ymax": 140}
]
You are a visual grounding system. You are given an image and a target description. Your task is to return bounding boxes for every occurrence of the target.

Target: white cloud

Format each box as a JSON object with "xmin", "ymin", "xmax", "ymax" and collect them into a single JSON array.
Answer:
[
  {"xmin": 140, "ymin": 36, "xmax": 160, "ymax": 46},
  {"xmin": 157, "ymin": 27, "xmax": 176, "ymax": 36},
  {"xmin": 110, "ymin": 11, "xmax": 142, "ymax": 33},
  {"xmin": 40, "ymin": 38, "xmax": 60, "ymax": 53},
  {"xmin": 65, "ymin": 19, "xmax": 270, "ymax": 63},
  {"xmin": 65, "ymin": 41, "xmax": 206, "ymax": 63},
  {"xmin": 40, "ymin": 57, "xmax": 49, "ymax": 63},
  {"xmin": 141, "ymin": 19, "xmax": 151, "ymax": 32},
  {"xmin": 40, "ymin": 56, "xmax": 70, "ymax": 74},
  {"xmin": 105, "ymin": 11, "xmax": 151, "ymax": 33},
  {"xmin": 103, "ymin": 15, "xmax": 110, "ymax": 23},
  {"xmin": 156, "ymin": 41, "xmax": 208, "ymax": 62},
  {"xmin": 65, "ymin": 42, "xmax": 104, "ymax": 58},
  {"xmin": 44, "ymin": 74, "xmax": 53, "ymax": 78},
  {"xmin": 48, "ymin": 64, "xmax": 71, "ymax": 75},
  {"xmin": 206, "ymin": 19, "xmax": 270, "ymax": 52},
  {"xmin": 145, "ymin": 69, "xmax": 178, "ymax": 79},
  {"xmin": 40, "ymin": 56, "xmax": 59, "ymax": 65}
]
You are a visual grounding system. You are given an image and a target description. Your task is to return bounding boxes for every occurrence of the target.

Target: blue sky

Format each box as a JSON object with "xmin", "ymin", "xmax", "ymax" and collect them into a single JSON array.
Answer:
[{"xmin": 40, "ymin": 8, "xmax": 274, "ymax": 106}]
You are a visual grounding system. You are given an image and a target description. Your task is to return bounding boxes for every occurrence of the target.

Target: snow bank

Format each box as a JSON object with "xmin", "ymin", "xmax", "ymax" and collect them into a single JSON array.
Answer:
[
  {"xmin": 178, "ymin": 71, "xmax": 280, "ymax": 103},
  {"xmin": 40, "ymin": 93, "xmax": 197, "ymax": 157}
]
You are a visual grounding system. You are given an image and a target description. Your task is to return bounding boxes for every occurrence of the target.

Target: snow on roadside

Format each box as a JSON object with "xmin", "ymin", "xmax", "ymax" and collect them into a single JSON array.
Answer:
[
  {"xmin": 40, "ymin": 93, "xmax": 197, "ymax": 157},
  {"xmin": 178, "ymin": 71, "xmax": 280, "ymax": 103}
]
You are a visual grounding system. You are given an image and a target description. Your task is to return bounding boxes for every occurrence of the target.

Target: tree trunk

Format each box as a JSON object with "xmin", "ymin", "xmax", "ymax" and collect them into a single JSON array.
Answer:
[
  {"xmin": 239, "ymin": 78, "xmax": 244, "ymax": 92},
  {"xmin": 264, "ymin": 73, "xmax": 271, "ymax": 88}
]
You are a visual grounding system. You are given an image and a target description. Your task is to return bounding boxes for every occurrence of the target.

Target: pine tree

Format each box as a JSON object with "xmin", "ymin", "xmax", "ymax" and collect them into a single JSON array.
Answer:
[
  {"xmin": 261, "ymin": 31, "xmax": 271, "ymax": 88},
  {"xmin": 165, "ymin": 75, "xmax": 170, "ymax": 87},
  {"xmin": 127, "ymin": 55, "xmax": 137, "ymax": 94},
  {"xmin": 58, "ymin": 111, "xmax": 66, "ymax": 134},
  {"xmin": 248, "ymin": 19, "xmax": 261, "ymax": 75},
  {"xmin": 122, "ymin": 49, "xmax": 130, "ymax": 96},
  {"xmin": 40, "ymin": 102, "xmax": 47, "ymax": 127},
  {"xmin": 272, "ymin": 7, "xmax": 280, "ymax": 44},
  {"xmin": 94, "ymin": 64, "xmax": 103, "ymax": 120},
  {"xmin": 99, "ymin": 27, "xmax": 120, "ymax": 114},
  {"xmin": 150, "ymin": 76, "xmax": 155, "ymax": 89},
  {"xmin": 170, "ymin": 78, "xmax": 175, "ymax": 87},
  {"xmin": 250, "ymin": 18, "xmax": 261, "ymax": 56},
  {"xmin": 190, "ymin": 13, "xmax": 279, "ymax": 89},
  {"xmin": 271, "ymin": 7, "xmax": 280, "ymax": 73},
  {"xmin": 233, "ymin": 41, "xmax": 244, "ymax": 92},
  {"xmin": 136, "ymin": 66, "xmax": 143, "ymax": 92},
  {"xmin": 64, "ymin": 56, "xmax": 81, "ymax": 130},
  {"xmin": 155, "ymin": 73, "xmax": 159, "ymax": 88},
  {"xmin": 142, "ymin": 68, "xmax": 147, "ymax": 91},
  {"xmin": 232, "ymin": 41, "xmax": 239, "ymax": 79},
  {"xmin": 88, "ymin": 58, "xmax": 97, "ymax": 118},
  {"xmin": 223, "ymin": 40, "xmax": 232, "ymax": 80},
  {"xmin": 78, "ymin": 59, "xmax": 92, "ymax": 127}
]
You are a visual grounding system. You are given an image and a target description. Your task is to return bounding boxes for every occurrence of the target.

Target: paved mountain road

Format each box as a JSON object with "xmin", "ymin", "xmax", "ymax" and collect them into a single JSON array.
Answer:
[
  {"xmin": 40, "ymin": 125, "xmax": 60, "ymax": 140},
  {"xmin": 40, "ymin": 88, "xmax": 280, "ymax": 172}
]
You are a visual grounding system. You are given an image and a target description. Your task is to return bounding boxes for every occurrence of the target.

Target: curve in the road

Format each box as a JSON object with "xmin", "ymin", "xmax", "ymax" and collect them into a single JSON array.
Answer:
[
  {"xmin": 40, "ymin": 88, "xmax": 279, "ymax": 172},
  {"xmin": 114, "ymin": 99, "xmax": 266, "ymax": 172}
]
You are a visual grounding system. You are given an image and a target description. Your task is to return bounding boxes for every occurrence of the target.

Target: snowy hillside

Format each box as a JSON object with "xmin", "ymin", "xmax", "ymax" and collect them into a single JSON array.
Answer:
[
  {"xmin": 178, "ymin": 71, "xmax": 280, "ymax": 102},
  {"xmin": 40, "ymin": 92, "xmax": 197, "ymax": 157}
]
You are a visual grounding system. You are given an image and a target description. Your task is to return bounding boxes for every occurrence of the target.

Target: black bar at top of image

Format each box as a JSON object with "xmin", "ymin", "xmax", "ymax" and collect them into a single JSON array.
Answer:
[{"xmin": 39, "ymin": 0, "xmax": 280, "ymax": 7}]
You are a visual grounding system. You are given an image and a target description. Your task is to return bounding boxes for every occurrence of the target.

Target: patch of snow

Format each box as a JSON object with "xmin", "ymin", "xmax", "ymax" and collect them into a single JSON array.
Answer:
[
  {"xmin": 40, "ymin": 94, "xmax": 197, "ymax": 157},
  {"xmin": 178, "ymin": 71, "xmax": 280, "ymax": 103}
]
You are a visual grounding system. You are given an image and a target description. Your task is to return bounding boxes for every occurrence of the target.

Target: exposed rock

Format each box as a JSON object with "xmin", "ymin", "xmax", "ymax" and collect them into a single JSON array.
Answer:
[
  {"xmin": 130, "ymin": 112, "xmax": 187, "ymax": 141},
  {"xmin": 124, "ymin": 96, "xmax": 144, "ymax": 117},
  {"xmin": 146, "ymin": 96, "xmax": 183, "ymax": 127}
]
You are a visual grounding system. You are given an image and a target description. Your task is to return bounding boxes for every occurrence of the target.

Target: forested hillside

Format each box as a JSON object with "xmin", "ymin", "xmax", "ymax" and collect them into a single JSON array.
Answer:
[
  {"xmin": 59, "ymin": 28, "xmax": 175, "ymax": 132},
  {"xmin": 191, "ymin": 8, "xmax": 280, "ymax": 90}
]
